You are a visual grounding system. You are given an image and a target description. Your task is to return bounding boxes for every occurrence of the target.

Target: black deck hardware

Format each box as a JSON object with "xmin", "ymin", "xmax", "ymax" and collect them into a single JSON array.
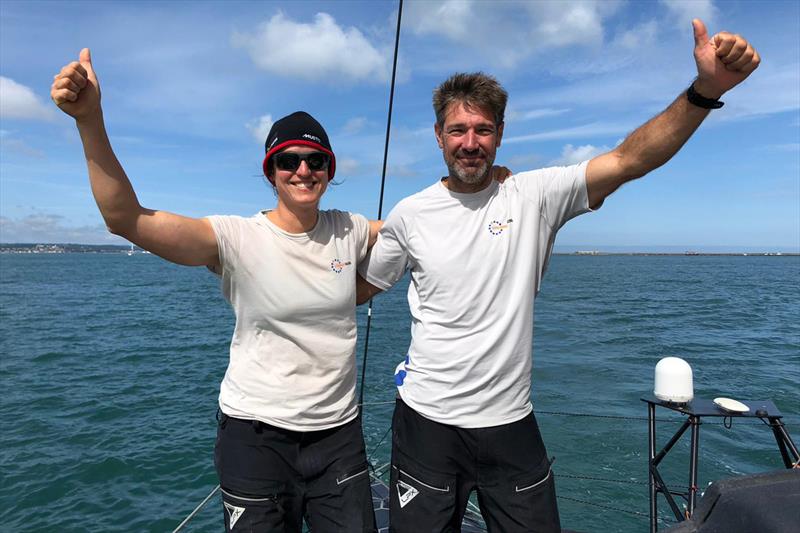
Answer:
[
  {"xmin": 662, "ymin": 469, "xmax": 800, "ymax": 533},
  {"xmin": 641, "ymin": 396, "xmax": 799, "ymax": 533}
]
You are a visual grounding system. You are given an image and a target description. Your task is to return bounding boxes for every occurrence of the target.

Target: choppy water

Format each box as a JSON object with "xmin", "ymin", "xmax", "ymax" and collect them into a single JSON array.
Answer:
[{"xmin": 1, "ymin": 253, "xmax": 798, "ymax": 532}]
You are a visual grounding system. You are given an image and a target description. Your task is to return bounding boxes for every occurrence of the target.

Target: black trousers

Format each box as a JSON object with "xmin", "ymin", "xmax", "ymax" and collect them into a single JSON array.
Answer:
[
  {"xmin": 214, "ymin": 412, "xmax": 377, "ymax": 532},
  {"xmin": 389, "ymin": 398, "xmax": 560, "ymax": 533}
]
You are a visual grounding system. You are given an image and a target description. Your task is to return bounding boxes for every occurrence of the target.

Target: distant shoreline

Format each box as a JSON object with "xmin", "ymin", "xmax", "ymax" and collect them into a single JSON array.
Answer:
[
  {"xmin": 557, "ymin": 252, "xmax": 798, "ymax": 256},
  {"xmin": 1, "ymin": 243, "xmax": 797, "ymax": 257},
  {"xmin": 0, "ymin": 243, "xmax": 146, "ymax": 254}
]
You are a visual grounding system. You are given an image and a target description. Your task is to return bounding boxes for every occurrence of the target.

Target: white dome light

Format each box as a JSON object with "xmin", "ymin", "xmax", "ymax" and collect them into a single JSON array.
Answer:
[{"xmin": 654, "ymin": 357, "xmax": 694, "ymax": 403}]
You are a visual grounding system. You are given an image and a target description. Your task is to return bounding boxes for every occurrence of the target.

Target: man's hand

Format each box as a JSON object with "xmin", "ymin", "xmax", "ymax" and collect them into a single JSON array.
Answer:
[
  {"xmin": 490, "ymin": 165, "xmax": 512, "ymax": 183},
  {"xmin": 51, "ymin": 48, "xmax": 101, "ymax": 122},
  {"xmin": 692, "ymin": 19, "xmax": 760, "ymax": 99},
  {"xmin": 585, "ymin": 19, "xmax": 760, "ymax": 207}
]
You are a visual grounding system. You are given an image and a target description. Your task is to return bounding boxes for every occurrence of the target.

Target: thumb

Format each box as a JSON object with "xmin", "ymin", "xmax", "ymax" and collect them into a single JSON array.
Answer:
[
  {"xmin": 79, "ymin": 47, "xmax": 97, "ymax": 80},
  {"xmin": 692, "ymin": 18, "xmax": 709, "ymax": 48}
]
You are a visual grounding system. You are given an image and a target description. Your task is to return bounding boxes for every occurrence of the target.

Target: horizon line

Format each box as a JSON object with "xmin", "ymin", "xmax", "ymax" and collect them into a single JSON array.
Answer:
[{"xmin": 1, "ymin": 242, "xmax": 799, "ymax": 255}]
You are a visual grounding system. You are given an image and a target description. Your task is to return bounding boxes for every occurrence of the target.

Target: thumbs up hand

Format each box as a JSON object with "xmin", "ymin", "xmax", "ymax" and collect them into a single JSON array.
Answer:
[
  {"xmin": 691, "ymin": 19, "xmax": 760, "ymax": 99},
  {"xmin": 51, "ymin": 48, "xmax": 101, "ymax": 121}
]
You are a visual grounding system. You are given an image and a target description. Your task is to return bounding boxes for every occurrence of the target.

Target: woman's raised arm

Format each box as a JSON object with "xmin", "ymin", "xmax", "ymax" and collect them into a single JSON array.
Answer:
[{"xmin": 51, "ymin": 48, "xmax": 219, "ymax": 268}]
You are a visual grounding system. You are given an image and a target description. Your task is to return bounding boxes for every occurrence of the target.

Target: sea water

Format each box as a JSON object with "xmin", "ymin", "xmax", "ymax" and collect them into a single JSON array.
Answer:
[{"xmin": 1, "ymin": 253, "xmax": 798, "ymax": 532}]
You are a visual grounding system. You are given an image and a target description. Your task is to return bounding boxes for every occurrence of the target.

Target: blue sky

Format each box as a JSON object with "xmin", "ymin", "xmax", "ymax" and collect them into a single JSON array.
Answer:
[{"xmin": 1, "ymin": 0, "xmax": 798, "ymax": 251}]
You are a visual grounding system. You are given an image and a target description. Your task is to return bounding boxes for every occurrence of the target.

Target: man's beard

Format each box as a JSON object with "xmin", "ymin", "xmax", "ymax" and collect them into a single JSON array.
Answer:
[{"xmin": 445, "ymin": 151, "xmax": 494, "ymax": 185}]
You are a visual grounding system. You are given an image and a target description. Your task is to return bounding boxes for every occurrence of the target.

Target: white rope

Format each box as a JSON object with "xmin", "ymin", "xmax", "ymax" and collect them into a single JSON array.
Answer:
[
  {"xmin": 371, "ymin": 462, "xmax": 392, "ymax": 478},
  {"xmin": 172, "ymin": 484, "xmax": 220, "ymax": 533},
  {"xmin": 466, "ymin": 499, "xmax": 482, "ymax": 515}
]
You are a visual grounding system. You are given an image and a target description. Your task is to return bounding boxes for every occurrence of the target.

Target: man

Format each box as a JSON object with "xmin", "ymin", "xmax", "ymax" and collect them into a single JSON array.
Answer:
[{"xmin": 356, "ymin": 19, "xmax": 759, "ymax": 532}]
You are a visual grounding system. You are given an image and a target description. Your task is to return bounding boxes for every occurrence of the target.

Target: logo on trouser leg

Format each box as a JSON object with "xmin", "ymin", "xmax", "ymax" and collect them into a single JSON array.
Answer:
[
  {"xmin": 224, "ymin": 501, "xmax": 246, "ymax": 529},
  {"xmin": 396, "ymin": 480, "xmax": 419, "ymax": 508}
]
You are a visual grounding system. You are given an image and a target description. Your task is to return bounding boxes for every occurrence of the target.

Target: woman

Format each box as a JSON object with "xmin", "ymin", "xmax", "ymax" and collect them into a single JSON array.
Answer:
[{"xmin": 51, "ymin": 48, "xmax": 379, "ymax": 532}]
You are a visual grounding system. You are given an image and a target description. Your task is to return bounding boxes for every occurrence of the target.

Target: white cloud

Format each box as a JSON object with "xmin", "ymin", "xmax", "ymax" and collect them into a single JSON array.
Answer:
[
  {"xmin": 0, "ymin": 214, "xmax": 123, "ymax": 244},
  {"xmin": 504, "ymin": 121, "xmax": 633, "ymax": 144},
  {"xmin": 512, "ymin": 67, "xmax": 685, "ymax": 114},
  {"xmin": 0, "ymin": 136, "xmax": 46, "ymax": 158},
  {"xmin": 232, "ymin": 12, "xmax": 390, "ymax": 83},
  {"xmin": 707, "ymin": 63, "xmax": 800, "ymax": 122},
  {"xmin": 611, "ymin": 20, "xmax": 659, "ymax": 50},
  {"xmin": 405, "ymin": 0, "xmax": 620, "ymax": 68},
  {"xmin": 550, "ymin": 143, "xmax": 609, "ymax": 165},
  {"xmin": 762, "ymin": 143, "xmax": 800, "ymax": 153},
  {"xmin": 246, "ymin": 114, "xmax": 274, "ymax": 144},
  {"xmin": 522, "ymin": 1, "xmax": 612, "ymax": 48},
  {"xmin": 507, "ymin": 153, "xmax": 543, "ymax": 169},
  {"xmin": 0, "ymin": 129, "xmax": 45, "ymax": 158},
  {"xmin": 336, "ymin": 158, "xmax": 360, "ymax": 176},
  {"xmin": 407, "ymin": 0, "xmax": 474, "ymax": 41},
  {"xmin": 341, "ymin": 117, "xmax": 368, "ymax": 135},
  {"xmin": 388, "ymin": 164, "xmax": 420, "ymax": 178},
  {"xmin": 506, "ymin": 108, "xmax": 570, "ymax": 123},
  {"xmin": 660, "ymin": 0, "xmax": 716, "ymax": 30},
  {"xmin": 0, "ymin": 77, "xmax": 55, "ymax": 121}
]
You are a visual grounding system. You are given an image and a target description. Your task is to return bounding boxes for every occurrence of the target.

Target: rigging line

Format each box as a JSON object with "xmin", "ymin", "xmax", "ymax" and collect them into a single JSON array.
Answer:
[
  {"xmin": 556, "ymin": 494, "xmax": 652, "ymax": 519},
  {"xmin": 534, "ymin": 410, "xmax": 684, "ymax": 423},
  {"xmin": 172, "ymin": 484, "xmax": 220, "ymax": 533},
  {"xmin": 537, "ymin": 410, "xmax": 797, "ymax": 426},
  {"xmin": 359, "ymin": 0, "xmax": 404, "ymax": 408},
  {"xmin": 367, "ymin": 424, "xmax": 393, "ymax": 473},
  {"xmin": 555, "ymin": 473, "xmax": 649, "ymax": 486}
]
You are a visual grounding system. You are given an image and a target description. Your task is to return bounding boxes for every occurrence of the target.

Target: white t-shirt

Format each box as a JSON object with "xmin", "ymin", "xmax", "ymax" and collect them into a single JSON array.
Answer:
[
  {"xmin": 208, "ymin": 210, "xmax": 370, "ymax": 431},
  {"xmin": 359, "ymin": 163, "xmax": 591, "ymax": 428}
]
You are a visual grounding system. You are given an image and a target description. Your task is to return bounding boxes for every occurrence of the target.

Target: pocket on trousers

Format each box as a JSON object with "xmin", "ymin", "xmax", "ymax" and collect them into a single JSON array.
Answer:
[
  {"xmin": 318, "ymin": 462, "xmax": 376, "ymax": 532},
  {"xmin": 335, "ymin": 462, "xmax": 370, "ymax": 487},
  {"xmin": 508, "ymin": 456, "xmax": 560, "ymax": 532},
  {"xmin": 220, "ymin": 487, "xmax": 285, "ymax": 532},
  {"xmin": 513, "ymin": 456, "xmax": 553, "ymax": 495},
  {"xmin": 389, "ymin": 460, "xmax": 456, "ymax": 532}
]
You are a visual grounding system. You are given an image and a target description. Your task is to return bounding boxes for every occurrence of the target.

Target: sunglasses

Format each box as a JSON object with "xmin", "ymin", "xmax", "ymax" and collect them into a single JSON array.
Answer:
[{"xmin": 274, "ymin": 152, "xmax": 331, "ymax": 172}]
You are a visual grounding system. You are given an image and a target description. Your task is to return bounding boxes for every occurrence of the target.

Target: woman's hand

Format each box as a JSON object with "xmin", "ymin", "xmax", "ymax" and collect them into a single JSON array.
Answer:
[
  {"xmin": 51, "ymin": 48, "xmax": 101, "ymax": 122},
  {"xmin": 491, "ymin": 165, "xmax": 513, "ymax": 183}
]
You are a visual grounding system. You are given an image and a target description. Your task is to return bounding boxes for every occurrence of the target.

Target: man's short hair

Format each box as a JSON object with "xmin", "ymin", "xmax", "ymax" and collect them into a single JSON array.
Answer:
[{"xmin": 433, "ymin": 72, "xmax": 508, "ymax": 128}]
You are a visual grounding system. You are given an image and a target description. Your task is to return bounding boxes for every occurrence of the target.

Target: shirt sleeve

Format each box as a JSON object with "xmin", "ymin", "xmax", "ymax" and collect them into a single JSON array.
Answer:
[
  {"xmin": 206, "ymin": 215, "xmax": 243, "ymax": 275},
  {"xmin": 357, "ymin": 204, "xmax": 409, "ymax": 291},
  {"xmin": 512, "ymin": 160, "xmax": 591, "ymax": 231}
]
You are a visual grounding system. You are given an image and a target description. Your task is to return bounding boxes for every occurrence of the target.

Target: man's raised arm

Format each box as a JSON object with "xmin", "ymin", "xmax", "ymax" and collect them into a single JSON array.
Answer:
[{"xmin": 585, "ymin": 19, "xmax": 760, "ymax": 209}]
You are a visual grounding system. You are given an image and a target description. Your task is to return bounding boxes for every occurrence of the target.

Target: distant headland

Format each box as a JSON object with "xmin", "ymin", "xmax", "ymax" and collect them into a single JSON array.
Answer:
[{"xmin": 0, "ymin": 243, "xmax": 146, "ymax": 254}]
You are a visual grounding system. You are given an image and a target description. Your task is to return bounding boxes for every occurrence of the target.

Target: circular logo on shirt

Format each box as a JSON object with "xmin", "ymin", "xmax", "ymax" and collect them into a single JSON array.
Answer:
[
  {"xmin": 330, "ymin": 258, "xmax": 351, "ymax": 273},
  {"xmin": 488, "ymin": 219, "xmax": 513, "ymax": 236}
]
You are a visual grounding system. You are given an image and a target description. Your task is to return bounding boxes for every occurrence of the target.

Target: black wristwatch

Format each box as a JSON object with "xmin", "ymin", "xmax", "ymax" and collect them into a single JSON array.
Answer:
[{"xmin": 686, "ymin": 82, "xmax": 724, "ymax": 109}]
